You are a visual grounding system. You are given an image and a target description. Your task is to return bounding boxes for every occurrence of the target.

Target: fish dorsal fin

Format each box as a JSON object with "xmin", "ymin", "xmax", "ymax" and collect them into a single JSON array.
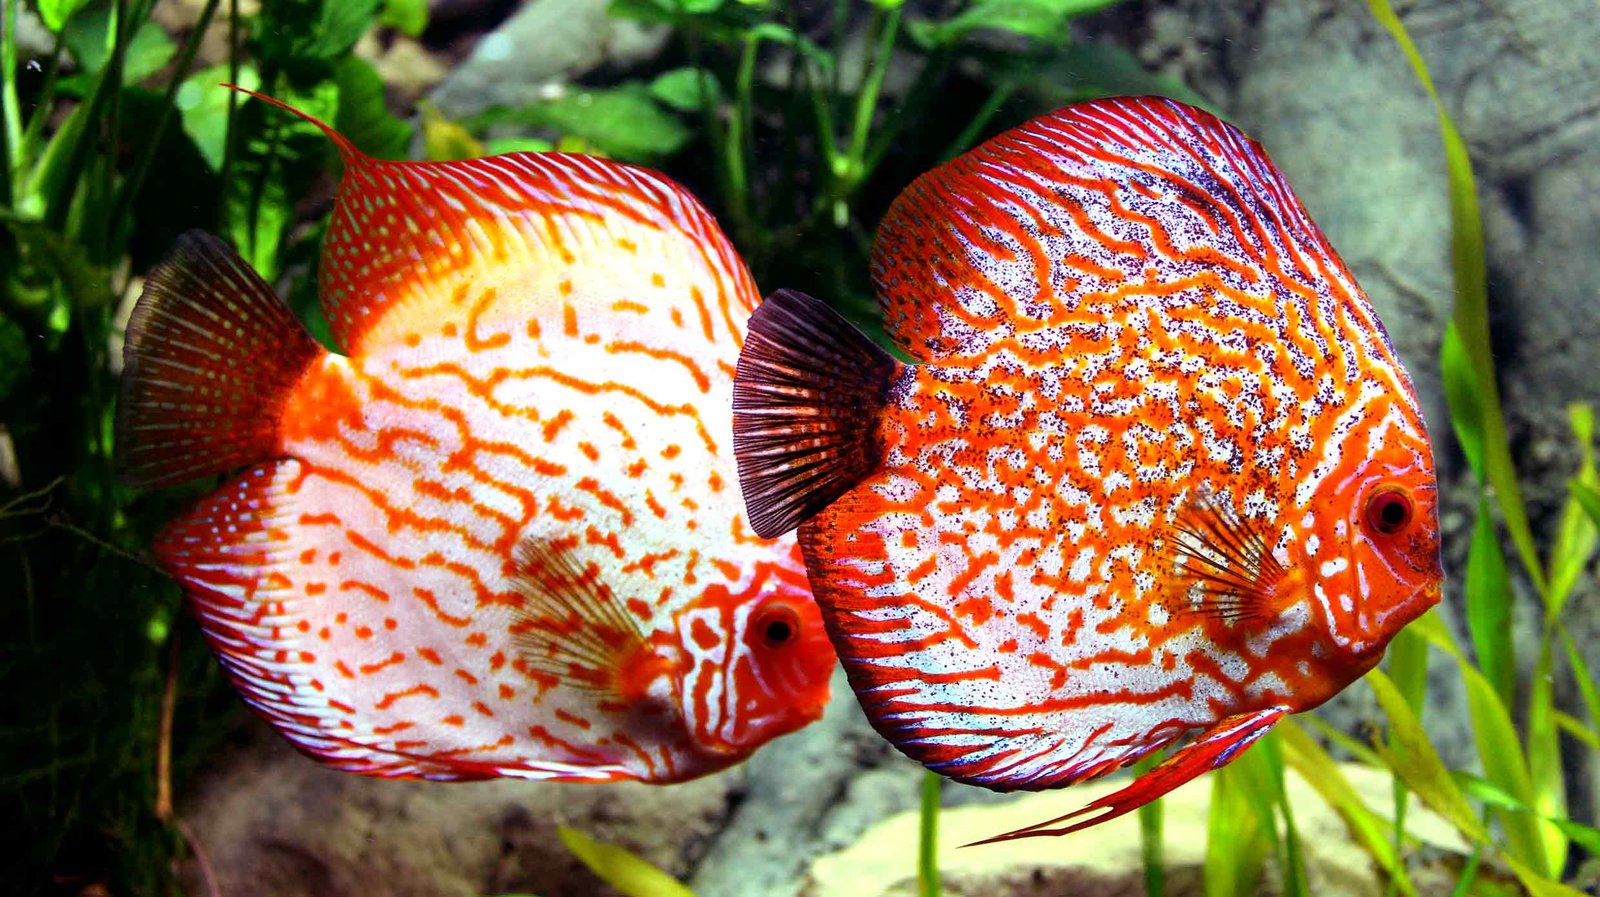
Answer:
[
  {"xmin": 870, "ymin": 95, "xmax": 1359, "ymax": 362},
  {"xmin": 234, "ymin": 87, "xmax": 756, "ymax": 356},
  {"xmin": 1160, "ymin": 487, "xmax": 1285, "ymax": 626},
  {"xmin": 509, "ymin": 535, "xmax": 668, "ymax": 701}
]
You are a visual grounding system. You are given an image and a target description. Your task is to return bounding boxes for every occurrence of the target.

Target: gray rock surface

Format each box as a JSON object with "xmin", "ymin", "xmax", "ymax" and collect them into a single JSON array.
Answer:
[{"xmin": 429, "ymin": 0, "xmax": 670, "ymax": 118}]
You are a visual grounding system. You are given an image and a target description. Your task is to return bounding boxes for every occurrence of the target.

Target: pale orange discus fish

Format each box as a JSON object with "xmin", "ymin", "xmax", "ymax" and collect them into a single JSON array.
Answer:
[
  {"xmin": 733, "ymin": 96, "xmax": 1442, "ymax": 839},
  {"xmin": 117, "ymin": 92, "xmax": 834, "ymax": 783}
]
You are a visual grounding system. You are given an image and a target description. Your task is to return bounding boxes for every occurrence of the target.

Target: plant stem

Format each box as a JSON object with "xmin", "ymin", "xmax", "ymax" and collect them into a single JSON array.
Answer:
[
  {"xmin": 939, "ymin": 81, "xmax": 1015, "ymax": 162},
  {"xmin": 109, "ymin": 0, "xmax": 223, "ymax": 230},
  {"xmin": 917, "ymin": 770, "xmax": 940, "ymax": 897},
  {"xmin": 1, "ymin": 0, "xmax": 22, "ymax": 208}
]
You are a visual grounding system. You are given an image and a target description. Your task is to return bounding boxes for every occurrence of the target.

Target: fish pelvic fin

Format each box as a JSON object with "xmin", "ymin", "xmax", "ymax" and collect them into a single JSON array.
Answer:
[
  {"xmin": 732, "ymin": 289, "xmax": 899, "ymax": 539},
  {"xmin": 116, "ymin": 231, "xmax": 324, "ymax": 489},
  {"xmin": 965, "ymin": 705, "xmax": 1289, "ymax": 846}
]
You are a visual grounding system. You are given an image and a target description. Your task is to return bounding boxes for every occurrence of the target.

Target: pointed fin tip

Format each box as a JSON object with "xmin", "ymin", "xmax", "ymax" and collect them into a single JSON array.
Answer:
[
  {"xmin": 221, "ymin": 82, "xmax": 365, "ymax": 164},
  {"xmin": 959, "ymin": 706, "xmax": 1288, "ymax": 847},
  {"xmin": 732, "ymin": 289, "xmax": 899, "ymax": 539}
]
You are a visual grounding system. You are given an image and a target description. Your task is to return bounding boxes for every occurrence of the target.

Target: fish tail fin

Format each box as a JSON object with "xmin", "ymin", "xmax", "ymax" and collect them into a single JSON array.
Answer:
[
  {"xmin": 116, "ymin": 231, "xmax": 325, "ymax": 488},
  {"xmin": 221, "ymin": 82, "xmax": 366, "ymax": 166},
  {"xmin": 732, "ymin": 289, "xmax": 899, "ymax": 539}
]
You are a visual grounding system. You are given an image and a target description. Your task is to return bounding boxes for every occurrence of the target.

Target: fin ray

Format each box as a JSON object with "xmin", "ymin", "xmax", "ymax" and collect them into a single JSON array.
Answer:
[
  {"xmin": 116, "ymin": 231, "xmax": 323, "ymax": 488},
  {"xmin": 732, "ymin": 289, "xmax": 898, "ymax": 539}
]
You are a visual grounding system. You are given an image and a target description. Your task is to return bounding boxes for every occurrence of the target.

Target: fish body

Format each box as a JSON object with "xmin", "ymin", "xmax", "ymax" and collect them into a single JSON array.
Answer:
[
  {"xmin": 118, "ymin": 94, "xmax": 834, "ymax": 783},
  {"xmin": 732, "ymin": 96, "xmax": 1442, "ymax": 838}
]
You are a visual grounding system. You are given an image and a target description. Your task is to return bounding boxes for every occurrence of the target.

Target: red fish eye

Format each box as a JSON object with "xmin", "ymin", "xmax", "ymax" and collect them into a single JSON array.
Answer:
[
  {"xmin": 1364, "ymin": 488, "xmax": 1413, "ymax": 536},
  {"xmin": 756, "ymin": 604, "xmax": 800, "ymax": 649}
]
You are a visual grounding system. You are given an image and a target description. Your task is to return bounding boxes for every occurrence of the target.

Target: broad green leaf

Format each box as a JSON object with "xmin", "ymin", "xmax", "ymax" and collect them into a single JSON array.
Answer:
[
  {"xmin": 649, "ymin": 68, "xmax": 723, "ymax": 113},
  {"xmin": 557, "ymin": 826, "xmax": 697, "ymax": 897},
  {"xmin": 909, "ymin": 0, "xmax": 1124, "ymax": 47},
  {"xmin": 379, "ymin": 0, "xmax": 429, "ymax": 37},
  {"xmin": 36, "ymin": 0, "xmax": 91, "ymax": 32},
  {"xmin": 499, "ymin": 85, "xmax": 690, "ymax": 162},
  {"xmin": 1463, "ymin": 496, "xmax": 1514, "ymax": 706},
  {"xmin": 1368, "ymin": 0, "xmax": 1544, "ymax": 593},
  {"xmin": 312, "ymin": 0, "xmax": 382, "ymax": 60},
  {"xmin": 176, "ymin": 65, "xmax": 262, "ymax": 172},
  {"xmin": 63, "ymin": 15, "xmax": 177, "ymax": 86},
  {"xmin": 484, "ymin": 137, "xmax": 554, "ymax": 155},
  {"xmin": 333, "ymin": 56, "xmax": 411, "ymax": 160}
]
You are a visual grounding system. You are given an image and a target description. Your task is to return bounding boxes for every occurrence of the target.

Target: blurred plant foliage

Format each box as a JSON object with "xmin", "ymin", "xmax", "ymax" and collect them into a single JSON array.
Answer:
[{"xmin": 3, "ymin": 0, "xmax": 1599, "ymax": 894}]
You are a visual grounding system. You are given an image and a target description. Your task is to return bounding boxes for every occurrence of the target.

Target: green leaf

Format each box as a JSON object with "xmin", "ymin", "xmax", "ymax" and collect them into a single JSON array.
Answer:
[
  {"xmin": 918, "ymin": 770, "xmax": 941, "ymax": 897},
  {"xmin": 1453, "ymin": 773, "xmax": 1600, "ymax": 859},
  {"xmin": 910, "ymin": 0, "xmax": 1126, "ymax": 47},
  {"xmin": 649, "ymin": 68, "xmax": 723, "ymax": 113},
  {"xmin": 378, "ymin": 0, "xmax": 429, "ymax": 37},
  {"xmin": 36, "ymin": 0, "xmax": 92, "ymax": 32},
  {"xmin": 1135, "ymin": 753, "xmax": 1166, "ymax": 897},
  {"xmin": 1368, "ymin": 0, "xmax": 1544, "ymax": 595},
  {"xmin": 1546, "ymin": 404, "xmax": 1598, "ymax": 612},
  {"xmin": 1439, "ymin": 322, "xmax": 1486, "ymax": 480},
  {"xmin": 176, "ymin": 65, "xmax": 261, "ymax": 172},
  {"xmin": 1366, "ymin": 668, "xmax": 1489, "ymax": 844},
  {"xmin": 557, "ymin": 826, "xmax": 697, "ymax": 897},
  {"xmin": 61, "ymin": 15, "xmax": 176, "ymax": 86},
  {"xmin": 312, "ymin": 0, "xmax": 382, "ymax": 60},
  {"xmin": 1573, "ymin": 481, "xmax": 1600, "ymax": 528},
  {"xmin": 1463, "ymin": 496, "xmax": 1515, "ymax": 706},
  {"xmin": 494, "ymin": 85, "xmax": 690, "ymax": 162},
  {"xmin": 1205, "ymin": 757, "xmax": 1270, "ymax": 897},
  {"xmin": 484, "ymin": 136, "xmax": 554, "ymax": 155},
  {"xmin": 333, "ymin": 56, "xmax": 411, "ymax": 160}
]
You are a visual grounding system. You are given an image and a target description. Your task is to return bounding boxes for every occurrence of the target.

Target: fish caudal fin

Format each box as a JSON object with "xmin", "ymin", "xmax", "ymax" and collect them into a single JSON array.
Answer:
[
  {"xmin": 732, "ymin": 289, "xmax": 898, "ymax": 539},
  {"xmin": 966, "ymin": 706, "xmax": 1288, "ymax": 846},
  {"xmin": 116, "ymin": 231, "xmax": 324, "ymax": 488}
]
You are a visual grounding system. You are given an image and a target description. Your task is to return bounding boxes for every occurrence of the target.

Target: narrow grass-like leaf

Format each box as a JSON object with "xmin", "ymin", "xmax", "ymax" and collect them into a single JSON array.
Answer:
[
  {"xmin": 1439, "ymin": 323, "xmax": 1486, "ymax": 479},
  {"xmin": 1135, "ymin": 754, "xmax": 1165, "ymax": 897},
  {"xmin": 1546, "ymin": 404, "xmax": 1598, "ymax": 613},
  {"xmin": 1277, "ymin": 721, "xmax": 1418, "ymax": 897},
  {"xmin": 1204, "ymin": 763, "xmax": 1269, "ymax": 897},
  {"xmin": 1525, "ymin": 640, "xmax": 1568, "ymax": 873},
  {"xmin": 1572, "ymin": 481, "xmax": 1600, "ymax": 527},
  {"xmin": 1560, "ymin": 627, "xmax": 1600, "ymax": 739},
  {"xmin": 1463, "ymin": 496, "xmax": 1515, "ymax": 706},
  {"xmin": 557, "ymin": 826, "xmax": 697, "ymax": 897},
  {"xmin": 1368, "ymin": 0, "xmax": 1544, "ymax": 592},
  {"xmin": 918, "ymin": 770, "xmax": 940, "ymax": 897}
]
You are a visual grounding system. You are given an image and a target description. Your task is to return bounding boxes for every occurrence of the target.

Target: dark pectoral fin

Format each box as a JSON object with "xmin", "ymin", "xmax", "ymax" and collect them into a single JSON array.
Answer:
[
  {"xmin": 733, "ymin": 289, "xmax": 898, "ymax": 539},
  {"xmin": 966, "ymin": 706, "xmax": 1289, "ymax": 845},
  {"xmin": 117, "ymin": 231, "xmax": 324, "ymax": 488}
]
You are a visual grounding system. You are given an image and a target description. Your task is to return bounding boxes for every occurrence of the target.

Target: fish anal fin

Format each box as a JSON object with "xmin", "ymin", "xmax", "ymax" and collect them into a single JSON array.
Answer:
[
  {"xmin": 732, "ymin": 289, "xmax": 899, "ymax": 539},
  {"xmin": 1160, "ymin": 489, "xmax": 1285, "ymax": 626},
  {"xmin": 117, "ymin": 231, "xmax": 324, "ymax": 489},
  {"xmin": 510, "ymin": 535, "xmax": 662, "ymax": 701},
  {"xmin": 966, "ymin": 706, "xmax": 1289, "ymax": 846}
]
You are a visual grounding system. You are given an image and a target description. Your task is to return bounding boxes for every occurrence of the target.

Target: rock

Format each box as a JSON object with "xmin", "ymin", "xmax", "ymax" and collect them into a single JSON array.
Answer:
[
  {"xmin": 177, "ymin": 721, "xmax": 734, "ymax": 897},
  {"xmin": 428, "ymin": 0, "xmax": 670, "ymax": 119},
  {"xmin": 802, "ymin": 762, "xmax": 1472, "ymax": 897}
]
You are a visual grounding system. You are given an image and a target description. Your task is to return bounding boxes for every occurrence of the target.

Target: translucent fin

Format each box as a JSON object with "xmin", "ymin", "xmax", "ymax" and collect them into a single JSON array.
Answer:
[
  {"xmin": 732, "ymin": 289, "xmax": 898, "ymax": 539},
  {"xmin": 116, "ymin": 231, "xmax": 323, "ymax": 488},
  {"xmin": 1162, "ymin": 488, "xmax": 1286, "ymax": 625}
]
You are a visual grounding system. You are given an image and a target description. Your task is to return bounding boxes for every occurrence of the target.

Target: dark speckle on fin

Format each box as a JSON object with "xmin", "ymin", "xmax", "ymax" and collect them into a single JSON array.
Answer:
[
  {"xmin": 509, "ymin": 535, "xmax": 650, "ymax": 695},
  {"xmin": 1162, "ymin": 488, "xmax": 1284, "ymax": 625},
  {"xmin": 732, "ymin": 289, "xmax": 898, "ymax": 539}
]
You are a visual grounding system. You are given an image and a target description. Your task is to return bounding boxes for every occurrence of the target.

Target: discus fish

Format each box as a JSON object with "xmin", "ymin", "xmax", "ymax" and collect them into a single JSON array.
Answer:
[
  {"xmin": 117, "ymin": 91, "xmax": 834, "ymax": 783},
  {"xmin": 732, "ymin": 96, "xmax": 1441, "ymax": 839}
]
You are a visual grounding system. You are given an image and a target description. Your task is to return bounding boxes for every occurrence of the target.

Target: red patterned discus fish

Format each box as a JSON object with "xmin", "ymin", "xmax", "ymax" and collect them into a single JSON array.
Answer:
[
  {"xmin": 732, "ymin": 96, "xmax": 1442, "ymax": 840},
  {"xmin": 116, "ymin": 91, "xmax": 834, "ymax": 783}
]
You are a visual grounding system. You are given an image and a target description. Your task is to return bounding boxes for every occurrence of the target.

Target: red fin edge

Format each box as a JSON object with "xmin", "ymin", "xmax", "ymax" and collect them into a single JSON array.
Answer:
[{"xmin": 965, "ymin": 706, "xmax": 1289, "ymax": 846}]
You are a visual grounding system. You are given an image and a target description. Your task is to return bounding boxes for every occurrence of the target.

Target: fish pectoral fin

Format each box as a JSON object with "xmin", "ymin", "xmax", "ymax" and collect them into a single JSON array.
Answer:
[
  {"xmin": 116, "ymin": 231, "xmax": 326, "ymax": 489},
  {"xmin": 508, "ymin": 534, "xmax": 658, "ymax": 699},
  {"xmin": 1161, "ymin": 489, "xmax": 1287, "ymax": 625},
  {"xmin": 965, "ymin": 705, "xmax": 1289, "ymax": 846},
  {"xmin": 732, "ymin": 289, "xmax": 899, "ymax": 539}
]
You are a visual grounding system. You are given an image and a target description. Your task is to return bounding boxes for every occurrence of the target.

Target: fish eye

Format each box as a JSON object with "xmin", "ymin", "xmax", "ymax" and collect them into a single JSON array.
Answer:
[
  {"xmin": 1364, "ymin": 487, "xmax": 1414, "ymax": 536},
  {"xmin": 756, "ymin": 604, "xmax": 800, "ymax": 649}
]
